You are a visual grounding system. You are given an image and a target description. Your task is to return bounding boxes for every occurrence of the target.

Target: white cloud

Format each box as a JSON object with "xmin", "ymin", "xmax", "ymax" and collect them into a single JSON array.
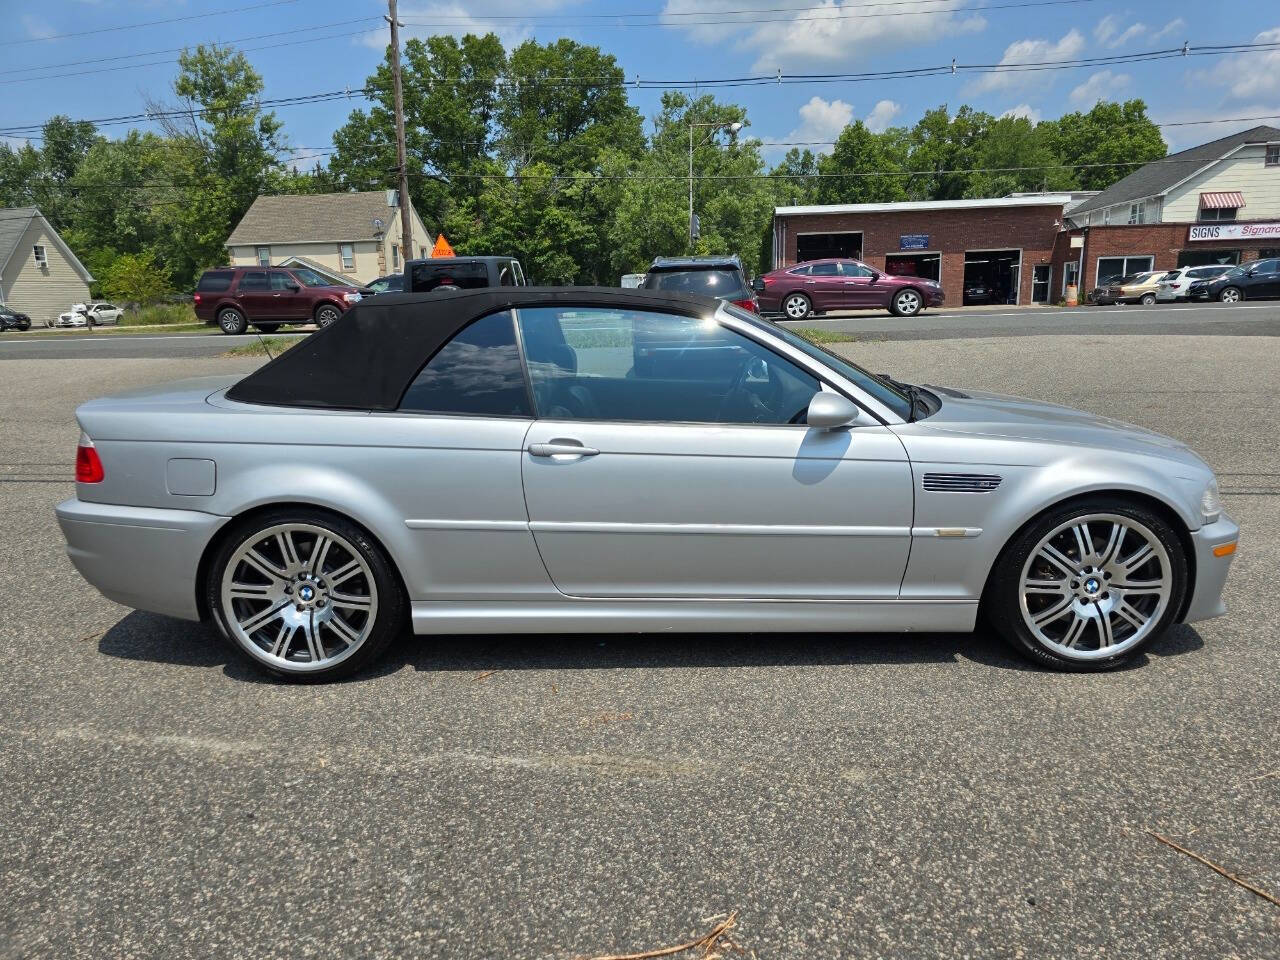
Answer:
[
  {"xmin": 760, "ymin": 95, "xmax": 853, "ymax": 160},
  {"xmin": 865, "ymin": 99, "xmax": 902, "ymax": 133},
  {"xmin": 1094, "ymin": 14, "xmax": 1144, "ymax": 48},
  {"xmin": 362, "ymin": 0, "xmax": 580, "ymax": 48},
  {"xmin": 22, "ymin": 15, "xmax": 56, "ymax": 39},
  {"xmin": 1152, "ymin": 17, "xmax": 1186, "ymax": 41},
  {"xmin": 1200, "ymin": 27, "xmax": 1280, "ymax": 100},
  {"xmin": 1000, "ymin": 104, "xmax": 1042, "ymax": 123},
  {"xmin": 660, "ymin": 0, "xmax": 986, "ymax": 71},
  {"xmin": 1069, "ymin": 70, "xmax": 1131, "ymax": 106},
  {"xmin": 966, "ymin": 30, "xmax": 1085, "ymax": 94}
]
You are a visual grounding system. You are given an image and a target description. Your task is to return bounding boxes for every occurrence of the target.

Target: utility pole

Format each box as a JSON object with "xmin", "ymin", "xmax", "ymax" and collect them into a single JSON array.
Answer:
[{"xmin": 387, "ymin": 0, "xmax": 413, "ymax": 267}]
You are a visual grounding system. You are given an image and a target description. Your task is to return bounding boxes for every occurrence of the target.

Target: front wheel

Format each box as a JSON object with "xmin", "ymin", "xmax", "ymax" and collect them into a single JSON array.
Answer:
[
  {"xmin": 218, "ymin": 308, "xmax": 248, "ymax": 335},
  {"xmin": 985, "ymin": 499, "xmax": 1187, "ymax": 671},
  {"xmin": 314, "ymin": 304, "xmax": 341, "ymax": 327},
  {"xmin": 891, "ymin": 288, "xmax": 922, "ymax": 317},
  {"xmin": 1218, "ymin": 286, "xmax": 1242, "ymax": 304},
  {"xmin": 205, "ymin": 510, "xmax": 406, "ymax": 681},
  {"xmin": 782, "ymin": 293, "xmax": 812, "ymax": 320}
]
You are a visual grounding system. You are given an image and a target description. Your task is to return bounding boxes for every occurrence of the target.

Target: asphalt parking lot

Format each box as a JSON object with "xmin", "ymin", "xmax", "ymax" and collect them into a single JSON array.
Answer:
[{"xmin": 1, "ymin": 333, "xmax": 1277, "ymax": 958}]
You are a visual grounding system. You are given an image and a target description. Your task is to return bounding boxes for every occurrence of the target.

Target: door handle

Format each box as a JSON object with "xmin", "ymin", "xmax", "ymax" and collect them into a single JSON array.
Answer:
[{"xmin": 528, "ymin": 440, "xmax": 600, "ymax": 458}]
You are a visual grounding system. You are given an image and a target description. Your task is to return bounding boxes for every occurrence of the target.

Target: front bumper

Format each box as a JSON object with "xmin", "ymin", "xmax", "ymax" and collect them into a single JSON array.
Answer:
[
  {"xmin": 56, "ymin": 498, "xmax": 230, "ymax": 620},
  {"xmin": 1182, "ymin": 513, "xmax": 1240, "ymax": 623}
]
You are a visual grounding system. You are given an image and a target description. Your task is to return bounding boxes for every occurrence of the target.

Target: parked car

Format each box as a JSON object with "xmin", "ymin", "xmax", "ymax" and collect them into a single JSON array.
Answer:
[
  {"xmin": 0, "ymin": 305, "xmax": 32, "ymax": 331},
  {"xmin": 53, "ymin": 304, "xmax": 90, "ymax": 328},
  {"xmin": 1205, "ymin": 258, "xmax": 1280, "ymax": 303},
  {"xmin": 86, "ymin": 302, "xmax": 123, "ymax": 325},
  {"xmin": 1097, "ymin": 271, "xmax": 1169, "ymax": 305},
  {"xmin": 193, "ymin": 266, "xmax": 364, "ymax": 334},
  {"xmin": 403, "ymin": 256, "xmax": 527, "ymax": 293},
  {"xmin": 55, "ymin": 287, "xmax": 1236, "ymax": 680},
  {"xmin": 364, "ymin": 273, "xmax": 404, "ymax": 296},
  {"xmin": 620, "ymin": 273, "xmax": 645, "ymax": 288},
  {"xmin": 963, "ymin": 282, "xmax": 992, "ymax": 305},
  {"xmin": 1155, "ymin": 265, "xmax": 1235, "ymax": 302},
  {"xmin": 1088, "ymin": 275, "xmax": 1121, "ymax": 304},
  {"xmin": 753, "ymin": 258, "xmax": 943, "ymax": 319},
  {"xmin": 643, "ymin": 256, "xmax": 758, "ymax": 313}
]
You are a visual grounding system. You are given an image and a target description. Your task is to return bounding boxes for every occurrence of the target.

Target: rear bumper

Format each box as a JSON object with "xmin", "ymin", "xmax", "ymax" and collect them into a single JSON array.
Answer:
[
  {"xmin": 56, "ymin": 498, "xmax": 230, "ymax": 620},
  {"xmin": 1183, "ymin": 513, "xmax": 1240, "ymax": 624}
]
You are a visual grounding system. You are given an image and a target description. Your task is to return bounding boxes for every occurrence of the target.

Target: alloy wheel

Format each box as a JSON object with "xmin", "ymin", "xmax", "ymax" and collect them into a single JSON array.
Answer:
[
  {"xmin": 316, "ymin": 306, "xmax": 340, "ymax": 327},
  {"xmin": 1219, "ymin": 287, "xmax": 1241, "ymax": 303},
  {"xmin": 1018, "ymin": 513, "xmax": 1172, "ymax": 661},
  {"xmin": 783, "ymin": 294, "xmax": 810, "ymax": 320},
  {"xmin": 219, "ymin": 522, "xmax": 378, "ymax": 673},
  {"xmin": 895, "ymin": 290, "xmax": 921, "ymax": 315}
]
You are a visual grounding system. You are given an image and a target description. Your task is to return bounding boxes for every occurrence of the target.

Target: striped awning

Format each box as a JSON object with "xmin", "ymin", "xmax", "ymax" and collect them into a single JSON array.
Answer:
[{"xmin": 1200, "ymin": 191, "xmax": 1245, "ymax": 209}]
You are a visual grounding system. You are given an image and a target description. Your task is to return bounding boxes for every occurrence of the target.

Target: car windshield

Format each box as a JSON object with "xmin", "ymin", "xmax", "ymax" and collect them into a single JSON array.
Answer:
[
  {"xmin": 289, "ymin": 268, "xmax": 332, "ymax": 287},
  {"xmin": 645, "ymin": 268, "xmax": 750, "ymax": 299},
  {"xmin": 722, "ymin": 303, "xmax": 913, "ymax": 421}
]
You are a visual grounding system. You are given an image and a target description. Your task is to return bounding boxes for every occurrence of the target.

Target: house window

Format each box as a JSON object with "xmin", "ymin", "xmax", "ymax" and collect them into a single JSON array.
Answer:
[
  {"xmin": 1266, "ymin": 144, "xmax": 1280, "ymax": 167},
  {"xmin": 1103, "ymin": 208, "xmax": 1111, "ymax": 225},
  {"xmin": 1198, "ymin": 206, "xmax": 1238, "ymax": 222},
  {"xmin": 255, "ymin": 246, "xmax": 270, "ymax": 266},
  {"xmin": 339, "ymin": 243, "xmax": 354, "ymax": 270},
  {"xmin": 1127, "ymin": 202, "xmax": 1145, "ymax": 225},
  {"xmin": 33, "ymin": 244, "xmax": 48, "ymax": 267},
  {"xmin": 392, "ymin": 244, "xmax": 400, "ymax": 270}
]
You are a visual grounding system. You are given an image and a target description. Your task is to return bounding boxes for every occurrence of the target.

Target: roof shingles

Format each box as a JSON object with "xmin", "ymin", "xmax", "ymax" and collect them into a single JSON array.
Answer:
[{"xmin": 227, "ymin": 191, "xmax": 396, "ymax": 245}]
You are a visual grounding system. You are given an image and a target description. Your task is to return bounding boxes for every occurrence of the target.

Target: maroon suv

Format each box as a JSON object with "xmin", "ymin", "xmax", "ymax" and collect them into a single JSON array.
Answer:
[
  {"xmin": 754, "ymin": 258, "xmax": 944, "ymax": 319},
  {"xmin": 194, "ymin": 266, "xmax": 364, "ymax": 334}
]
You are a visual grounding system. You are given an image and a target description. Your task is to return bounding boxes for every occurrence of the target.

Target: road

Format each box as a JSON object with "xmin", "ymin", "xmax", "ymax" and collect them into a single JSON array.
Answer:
[
  {"xmin": 1, "ymin": 336, "xmax": 1277, "ymax": 959},
  {"xmin": 2, "ymin": 301, "xmax": 1279, "ymax": 358}
]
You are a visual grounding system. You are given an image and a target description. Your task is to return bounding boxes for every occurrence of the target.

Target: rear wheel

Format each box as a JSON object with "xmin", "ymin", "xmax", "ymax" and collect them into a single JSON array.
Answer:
[
  {"xmin": 314, "ymin": 303, "xmax": 341, "ymax": 327},
  {"xmin": 1218, "ymin": 286, "xmax": 1242, "ymax": 304},
  {"xmin": 985, "ymin": 499, "xmax": 1187, "ymax": 671},
  {"xmin": 891, "ymin": 288, "xmax": 923, "ymax": 317},
  {"xmin": 218, "ymin": 307, "xmax": 248, "ymax": 335},
  {"xmin": 782, "ymin": 293, "xmax": 812, "ymax": 320},
  {"xmin": 1140, "ymin": 293, "xmax": 1156, "ymax": 305},
  {"xmin": 205, "ymin": 509, "xmax": 405, "ymax": 681}
]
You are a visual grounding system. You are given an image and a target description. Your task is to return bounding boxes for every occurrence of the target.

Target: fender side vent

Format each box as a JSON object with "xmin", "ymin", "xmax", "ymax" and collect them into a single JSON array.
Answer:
[{"xmin": 922, "ymin": 472, "xmax": 1002, "ymax": 493}]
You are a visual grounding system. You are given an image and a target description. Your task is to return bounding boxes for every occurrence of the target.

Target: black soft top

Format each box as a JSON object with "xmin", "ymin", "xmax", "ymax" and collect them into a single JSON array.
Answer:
[{"xmin": 225, "ymin": 286, "xmax": 718, "ymax": 411}]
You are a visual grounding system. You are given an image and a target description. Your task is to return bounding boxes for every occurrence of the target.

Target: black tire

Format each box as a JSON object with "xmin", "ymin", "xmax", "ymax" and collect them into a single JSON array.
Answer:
[
  {"xmin": 1140, "ymin": 293, "xmax": 1156, "ymax": 305},
  {"xmin": 1218, "ymin": 286, "xmax": 1243, "ymax": 304},
  {"xmin": 781, "ymin": 292, "xmax": 812, "ymax": 321},
  {"xmin": 218, "ymin": 307, "xmax": 248, "ymax": 335},
  {"xmin": 255, "ymin": 322, "xmax": 282, "ymax": 333},
  {"xmin": 314, "ymin": 303, "xmax": 341, "ymax": 327},
  {"xmin": 204, "ymin": 507, "xmax": 406, "ymax": 682},
  {"xmin": 890, "ymin": 287, "xmax": 923, "ymax": 317},
  {"xmin": 984, "ymin": 497, "xmax": 1188, "ymax": 672}
]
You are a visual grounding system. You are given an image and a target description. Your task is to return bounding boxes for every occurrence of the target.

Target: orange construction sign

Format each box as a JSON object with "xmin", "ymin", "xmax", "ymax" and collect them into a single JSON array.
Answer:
[{"xmin": 430, "ymin": 234, "xmax": 455, "ymax": 257}]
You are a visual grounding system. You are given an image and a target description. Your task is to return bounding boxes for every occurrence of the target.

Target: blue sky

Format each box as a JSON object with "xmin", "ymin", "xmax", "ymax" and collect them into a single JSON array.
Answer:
[{"xmin": 3, "ymin": 0, "xmax": 1278, "ymax": 162}]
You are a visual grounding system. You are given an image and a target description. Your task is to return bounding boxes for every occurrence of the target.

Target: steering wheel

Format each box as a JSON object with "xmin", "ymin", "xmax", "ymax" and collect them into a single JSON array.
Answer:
[{"xmin": 716, "ymin": 355, "xmax": 782, "ymax": 423}]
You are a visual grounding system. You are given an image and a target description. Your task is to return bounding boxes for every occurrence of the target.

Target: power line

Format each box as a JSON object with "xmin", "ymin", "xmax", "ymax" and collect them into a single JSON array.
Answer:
[{"xmin": 0, "ymin": 0, "xmax": 302, "ymax": 46}]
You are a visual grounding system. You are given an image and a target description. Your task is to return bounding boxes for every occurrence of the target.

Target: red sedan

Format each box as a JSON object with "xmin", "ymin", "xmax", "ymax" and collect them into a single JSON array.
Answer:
[{"xmin": 754, "ymin": 259, "xmax": 944, "ymax": 319}]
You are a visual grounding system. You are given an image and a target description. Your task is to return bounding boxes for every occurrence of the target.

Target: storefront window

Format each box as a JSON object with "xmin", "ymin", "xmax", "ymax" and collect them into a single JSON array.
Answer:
[
  {"xmin": 1096, "ymin": 256, "xmax": 1153, "ymax": 285},
  {"xmin": 1177, "ymin": 250, "xmax": 1241, "ymax": 268}
]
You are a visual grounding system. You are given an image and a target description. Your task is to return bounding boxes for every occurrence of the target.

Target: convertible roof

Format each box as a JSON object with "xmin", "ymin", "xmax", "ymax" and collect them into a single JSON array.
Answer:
[{"xmin": 225, "ymin": 286, "xmax": 719, "ymax": 411}]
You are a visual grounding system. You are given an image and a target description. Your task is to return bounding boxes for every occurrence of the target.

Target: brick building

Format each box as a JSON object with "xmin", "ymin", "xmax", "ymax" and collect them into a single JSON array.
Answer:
[{"xmin": 771, "ymin": 195, "xmax": 1077, "ymax": 307}]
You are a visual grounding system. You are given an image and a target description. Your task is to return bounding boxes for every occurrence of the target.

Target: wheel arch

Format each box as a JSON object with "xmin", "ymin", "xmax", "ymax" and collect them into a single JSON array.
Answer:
[
  {"xmin": 195, "ymin": 500, "xmax": 410, "ymax": 622},
  {"xmin": 313, "ymin": 298, "xmax": 345, "ymax": 320},
  {"xmin": 978, "ymin": 487, "xmax": 1197, "ymax": 622}
]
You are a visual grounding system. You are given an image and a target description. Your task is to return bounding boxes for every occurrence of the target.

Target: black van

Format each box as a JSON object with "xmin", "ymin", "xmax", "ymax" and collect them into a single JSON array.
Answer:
[{"xmin": 403, "ymin": 256, "xmax": 528, "ymax": 293}]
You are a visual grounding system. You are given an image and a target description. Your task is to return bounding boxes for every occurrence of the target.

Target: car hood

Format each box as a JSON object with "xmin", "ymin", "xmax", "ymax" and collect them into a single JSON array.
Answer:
[{"xmin": 916, "ymin": 387, "xmax": 1207, "ymax": 469}]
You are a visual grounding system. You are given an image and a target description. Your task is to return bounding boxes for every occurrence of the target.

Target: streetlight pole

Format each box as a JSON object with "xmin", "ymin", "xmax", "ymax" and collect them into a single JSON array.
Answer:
[{"xmin": 687, "ymin": 119, "xmax": 743, "ymax": 253}]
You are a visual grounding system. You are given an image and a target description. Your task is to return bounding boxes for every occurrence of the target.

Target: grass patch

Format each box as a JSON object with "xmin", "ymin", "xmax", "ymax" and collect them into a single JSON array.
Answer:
[
  {"xmin": 792, "ymin": 326, "xmax": 854, "ymax": 345},
  {"xmin": 120, "ymin": 303, "xmax": 197, "ymax": 326},
  {"xmin": 222, "ymin": 336, "xmax": 302, "ymax": 358}
]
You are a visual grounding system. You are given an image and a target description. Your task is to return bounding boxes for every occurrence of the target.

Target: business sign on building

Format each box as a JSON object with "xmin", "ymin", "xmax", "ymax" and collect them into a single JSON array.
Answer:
[
  {"xmin": 899, "ymin": 234, "xmax": 930, "ymax": 250},
  {"xmin": 1188, "ymin": 222, "xmax": 1280, "ymax": 242}
]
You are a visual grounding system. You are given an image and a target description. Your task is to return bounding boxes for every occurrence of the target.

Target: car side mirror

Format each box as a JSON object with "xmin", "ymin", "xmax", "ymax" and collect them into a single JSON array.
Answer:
[
  {"xmin": 806, "ymin": 393, "xmax": 861, "ymax": 429},
  {"xmin": 869, "ymin": 271, "xmax": 881, "ymax": 282},
  {"xmin": 751, "ymin": 276, "xmax": 764, "ymax": 293}
]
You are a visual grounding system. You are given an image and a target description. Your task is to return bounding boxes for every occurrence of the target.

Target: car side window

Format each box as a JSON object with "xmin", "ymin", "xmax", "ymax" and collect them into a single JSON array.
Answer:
[
  {"xmin": 240, "ymin": 272, "xmax": 268, "ymax": 291},
  {"xmin": 841, "ymin": 262, "xmax": 875, "ymax": 278},
  {"xmin": 789, "ymin": 264, "xmax": 812, "ymax": 276},
  {"xmin": 399, "ymin": 310, "xmax": 532, "ymax": 417},
  {"xmin": 808, "ymin": 262, "xmax": 839, "ymax": 277},
  {"xmin": 270, "ymin": 272, "xmax": 295, "ymax": 290},
  {"xmin": 515, "ymin": 306, "xmax": 822, "ymax": 426}
]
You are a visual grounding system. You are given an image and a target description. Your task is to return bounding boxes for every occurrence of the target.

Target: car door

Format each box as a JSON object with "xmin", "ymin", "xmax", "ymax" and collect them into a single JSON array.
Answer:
[
  {"xmin": 800, "ymin": 260, "xmax": 846, "ymax": 311},
  {"xmin": 839, "ymin": 261, "xmax": 882, "ymax": 307},
  {"xmin": 516, "ymin": 304, "xmax": 914, "ymax": 600},
  {"xmin": 1249, "ymin": 258, "xmax": 1280, "ymax": 298},
  {"xmin": 270, "ymin": 270, "xmax": 307, "ymax": 319},
  {"xmin": 235, "ymin": 271, "xmax": 274, "ymax": 319}
]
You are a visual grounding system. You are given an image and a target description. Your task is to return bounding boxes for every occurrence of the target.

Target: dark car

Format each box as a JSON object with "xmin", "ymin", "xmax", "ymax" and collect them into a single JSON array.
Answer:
[
  {"xmin": 963, "ymin": 282, "xmax": 992, "ymax": 305},
  {"xmin": 1185, "ymin": 266, "xmax": 1236, "ymax": 300},
  {"xmin": 754, "ymin": 257, "xmax": 943, "ymax": 320},
  {"xmin": 0, "ymin": 305, "xmax": 32, "ymax": 331},
  {"xmin": 1205, "ymin": 258, "xmax": 1280, "ymax": 303},
  {"xmin": 364, "ymin": 273, "xmax": 404, "ymax": 296},
  {"xmin": 194, "ymin": 266, "xmax": 364, "ymax": 334},
  {"xmin": 642, "ymin": 256, "xmax": 758, "ymax": 313},
  {"xmin": 404, "ymin": 256, "xmax": 527, "ymax": 293}
]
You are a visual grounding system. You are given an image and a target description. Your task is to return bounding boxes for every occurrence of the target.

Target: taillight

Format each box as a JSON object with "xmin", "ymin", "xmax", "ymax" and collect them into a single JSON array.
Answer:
[
  {"xmin": 730, "ymin": 297, "xmax": 759, "ymax": 313},
  {"xmin": 193, "ymin": 293, "xmax": 202, "ymax": 304},
  {"xmin": 75, "ymin": 434, "xmax": 104, "ymax": 484}
]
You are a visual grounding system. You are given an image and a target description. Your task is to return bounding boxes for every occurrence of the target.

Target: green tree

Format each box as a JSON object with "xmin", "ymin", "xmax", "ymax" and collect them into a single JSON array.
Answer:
[
  {"xmin": 816, "ymin": 121, "xmax": 909, "ymax": 204},
  {"xmin": 99, "ymin": 251, "xmax": 173, "ymax": 304},
  {"xmin": 1037, "ymin": 99, "xmax": 1166, "ymax": 191}
]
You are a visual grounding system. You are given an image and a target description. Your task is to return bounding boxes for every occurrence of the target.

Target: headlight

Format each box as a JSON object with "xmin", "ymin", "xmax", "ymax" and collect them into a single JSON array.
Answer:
[
  {"xmin": 343, "ymin": 292, "xmax": 361, "ymax": 303},
  {"xmin": 1200, "ymin": 478, "xmax": 1222, "ymax": 523}
]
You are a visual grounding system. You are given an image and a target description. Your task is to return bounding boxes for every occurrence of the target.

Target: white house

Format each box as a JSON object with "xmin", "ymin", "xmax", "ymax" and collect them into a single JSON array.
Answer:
[{"xmin": 0, "ymin": 207, "xmax": 94, "ymax": 325}]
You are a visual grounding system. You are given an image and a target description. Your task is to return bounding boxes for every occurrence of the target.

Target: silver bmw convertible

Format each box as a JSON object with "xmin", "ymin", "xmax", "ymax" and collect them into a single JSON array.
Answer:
[{"xmin": 56, "ymin": 287, "xmax": 1238, "ymax": 680}]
